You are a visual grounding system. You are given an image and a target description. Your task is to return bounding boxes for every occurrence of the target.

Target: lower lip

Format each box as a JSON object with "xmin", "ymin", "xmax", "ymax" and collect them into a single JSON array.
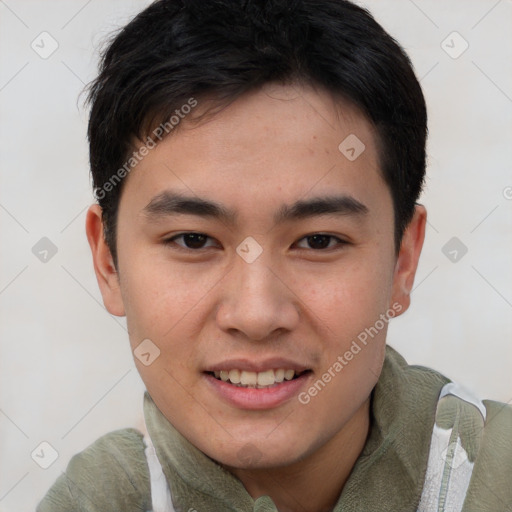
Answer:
[{"xmin": 204, "ymin": 372, "xmax": 312, "ymax": 410}]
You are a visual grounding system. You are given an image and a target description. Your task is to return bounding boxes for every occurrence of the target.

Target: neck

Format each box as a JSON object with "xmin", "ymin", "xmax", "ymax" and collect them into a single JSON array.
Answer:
[{"xmin": 227, "ymin": 398, "xmax": 371, "ymax": 512}]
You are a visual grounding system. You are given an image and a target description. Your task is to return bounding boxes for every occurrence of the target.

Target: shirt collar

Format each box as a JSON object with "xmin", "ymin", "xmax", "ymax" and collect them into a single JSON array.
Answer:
[{"xmin": 144, "ymin": 345, "xmax": 448, "ymax": 511}]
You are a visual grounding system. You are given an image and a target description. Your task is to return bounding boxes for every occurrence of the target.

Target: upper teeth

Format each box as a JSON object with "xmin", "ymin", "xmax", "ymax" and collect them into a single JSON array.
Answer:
[{"xmin": 213, "ymin": 369, "xmax": 298, "ymax": 387}]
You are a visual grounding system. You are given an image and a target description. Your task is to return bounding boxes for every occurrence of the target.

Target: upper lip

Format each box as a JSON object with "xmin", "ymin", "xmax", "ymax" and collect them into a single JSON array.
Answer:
[{"xmin": 205, "ymin": 357, "xmax": 311, "ymax": 373}]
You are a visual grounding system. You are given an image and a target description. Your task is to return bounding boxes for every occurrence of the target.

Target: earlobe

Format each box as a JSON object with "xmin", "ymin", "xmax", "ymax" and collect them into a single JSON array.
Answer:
[
  {"xmin": 390, "ymin": 204, "xmax": 427, "ymax": 315},
  {"xmin": 85, "ymin": 204, "xmax": 126, "ymax": 317}
]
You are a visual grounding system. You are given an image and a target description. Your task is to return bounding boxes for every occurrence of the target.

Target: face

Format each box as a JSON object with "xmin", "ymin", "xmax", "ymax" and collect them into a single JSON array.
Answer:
[{"xmin": 87, "ymin": 83, "xmax": 425, "ymax": 469}]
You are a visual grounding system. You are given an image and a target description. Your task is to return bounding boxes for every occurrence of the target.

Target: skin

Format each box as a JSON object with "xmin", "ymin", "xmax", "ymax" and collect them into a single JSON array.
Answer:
[{"xmin": 86, "ymin": 83, "xmax": 426, "ymax": 512}]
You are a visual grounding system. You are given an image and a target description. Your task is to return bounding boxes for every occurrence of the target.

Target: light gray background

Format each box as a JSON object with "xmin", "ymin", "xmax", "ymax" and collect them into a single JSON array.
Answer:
[{"xmin": 1, "ymin": 1, "xmax": 511, "ymax": 510}]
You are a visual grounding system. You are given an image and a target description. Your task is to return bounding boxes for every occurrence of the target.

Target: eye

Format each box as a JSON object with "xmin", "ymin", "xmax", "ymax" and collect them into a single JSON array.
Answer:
[
  {"xmin": 163, "ymin": 232, "xmax": 218, "ymax": 250},
  {"xmin": 294, "ymin": 233, "xmax": 346, "ymax": 250}
]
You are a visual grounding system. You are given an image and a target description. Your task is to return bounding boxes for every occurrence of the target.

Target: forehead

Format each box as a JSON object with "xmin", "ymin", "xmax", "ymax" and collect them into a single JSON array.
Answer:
[{"xmin": 120, "ymin": 83, "xmax": 389, "ymax": 221}]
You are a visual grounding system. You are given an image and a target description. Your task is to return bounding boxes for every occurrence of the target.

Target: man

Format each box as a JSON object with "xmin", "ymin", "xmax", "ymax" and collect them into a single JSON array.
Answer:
[{"xmin": 38, "ymin": 0, "xmax": 512, "ymax": 510}]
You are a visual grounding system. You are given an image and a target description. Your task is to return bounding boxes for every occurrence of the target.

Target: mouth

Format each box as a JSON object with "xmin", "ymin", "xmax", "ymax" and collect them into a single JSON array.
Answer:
[
  {"xmin": 205, "ymin": 368, "xmax": 312, "ymax": 389},
  {"xmin": 203, "ymin": 358, "xmax": 314, "ymax": 409}
]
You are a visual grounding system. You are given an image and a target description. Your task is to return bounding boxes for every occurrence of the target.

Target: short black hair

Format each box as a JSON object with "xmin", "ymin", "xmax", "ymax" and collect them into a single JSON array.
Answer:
[{"xmin": 86, "ymin": 0, "xmax": 427, "ymax": 265}]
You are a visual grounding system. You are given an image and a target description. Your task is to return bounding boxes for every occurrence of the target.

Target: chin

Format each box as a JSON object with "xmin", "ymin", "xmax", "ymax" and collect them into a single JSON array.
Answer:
[{"xmin": 200, "ymin": 435, "xmax": 311, "ymax": 470}]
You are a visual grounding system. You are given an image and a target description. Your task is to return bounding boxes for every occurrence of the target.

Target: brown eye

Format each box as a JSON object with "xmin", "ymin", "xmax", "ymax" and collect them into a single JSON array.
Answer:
[
  {"xmin": 295, "ymin": 234, "xmax": 345, "ymax": 250},
  {"xmin": 181, "ymin": 233, "xmax": 208, "ymax": 249},
  {"xmin": 164, "ymin": 232, "xmax": 217, "ymax": 250},
  {"xmin": 306, "ymin": 234, "xmax": 331, "ymax": 249}
]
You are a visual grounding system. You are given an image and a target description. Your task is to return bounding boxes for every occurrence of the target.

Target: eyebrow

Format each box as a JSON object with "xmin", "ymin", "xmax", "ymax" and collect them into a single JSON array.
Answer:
[{"xmin": 143, "ymin": 191, "xmax": 369, "ymax": 225}]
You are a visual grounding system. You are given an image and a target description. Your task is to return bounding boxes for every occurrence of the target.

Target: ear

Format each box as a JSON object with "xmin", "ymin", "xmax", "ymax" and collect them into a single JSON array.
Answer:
[
  {"xmin": 390, "ymin": 204, "xmax": 427, "ymax": 315},
  {"xmin": 85, "ymin": 204, "xmax": 125, "ymax": 317}
]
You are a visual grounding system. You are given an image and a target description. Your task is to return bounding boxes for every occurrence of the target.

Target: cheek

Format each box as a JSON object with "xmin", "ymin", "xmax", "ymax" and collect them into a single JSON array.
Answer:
[
  {"xmin": 298, "ymin": 267, "xmax": 391, "ymax": 422},
  {"xmin": 296, "ymin": 252, "xmax": 393, "ymax": 399},
  {"xmin": 300, "ymin": 254, "xmax": 394, "ymax": 332},
  {"xmin": 118, "ymin": 248, "xmax": 222, "ymax": 341}
]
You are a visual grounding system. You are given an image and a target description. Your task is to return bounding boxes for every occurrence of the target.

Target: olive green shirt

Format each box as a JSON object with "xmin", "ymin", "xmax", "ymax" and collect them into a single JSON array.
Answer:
[{"xmin": 37, "ymin": 346, "xmax": 512, "ymax": 511}]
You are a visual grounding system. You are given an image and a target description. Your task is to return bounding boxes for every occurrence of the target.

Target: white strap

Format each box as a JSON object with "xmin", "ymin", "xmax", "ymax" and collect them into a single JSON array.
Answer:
[
  {"xmin": 417, "ymin": 382, "xmax": 486, "ymax": 512},
  {"xmin": 142, "ymin": 420, "xmax": 176, "ymax": 512},
  {"xmin": 438, "ymin": 382, "xmax": 487, "ymax": 421}
]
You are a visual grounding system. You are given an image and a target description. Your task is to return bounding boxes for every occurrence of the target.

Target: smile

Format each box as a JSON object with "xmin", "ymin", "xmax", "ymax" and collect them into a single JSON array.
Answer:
[{"xmin": 208, "ymin": 369, "xmax": 310, "ymax": 388}]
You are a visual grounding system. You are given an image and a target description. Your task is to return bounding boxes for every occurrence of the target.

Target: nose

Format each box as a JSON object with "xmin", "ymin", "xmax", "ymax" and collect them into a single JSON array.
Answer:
[{"xmin": 215, "ymin": 255, "xmax": 300, "ymax": 341}]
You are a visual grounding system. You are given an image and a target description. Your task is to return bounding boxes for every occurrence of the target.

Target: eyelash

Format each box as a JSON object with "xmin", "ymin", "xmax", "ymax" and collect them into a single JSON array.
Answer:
[{"xmin": 162, "ymin": 232, "xmax": 348, "ymax": 252}]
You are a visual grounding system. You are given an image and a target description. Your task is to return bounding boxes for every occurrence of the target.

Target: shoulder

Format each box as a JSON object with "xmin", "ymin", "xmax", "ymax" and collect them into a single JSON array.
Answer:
[
  {"xmin": 37, "ymin": 428, "xmax": 152, "ymax": 512},
  {"xmin": 419, "ymin": 382, "xmax": 512, "ymax": 511},
  {"xmin": 434, "ymin": 384, "xmax": 512, "ymax": 467},
  {"xmin": 467, "ymin": 398, "xmax": 512, "ymax": 508}
]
